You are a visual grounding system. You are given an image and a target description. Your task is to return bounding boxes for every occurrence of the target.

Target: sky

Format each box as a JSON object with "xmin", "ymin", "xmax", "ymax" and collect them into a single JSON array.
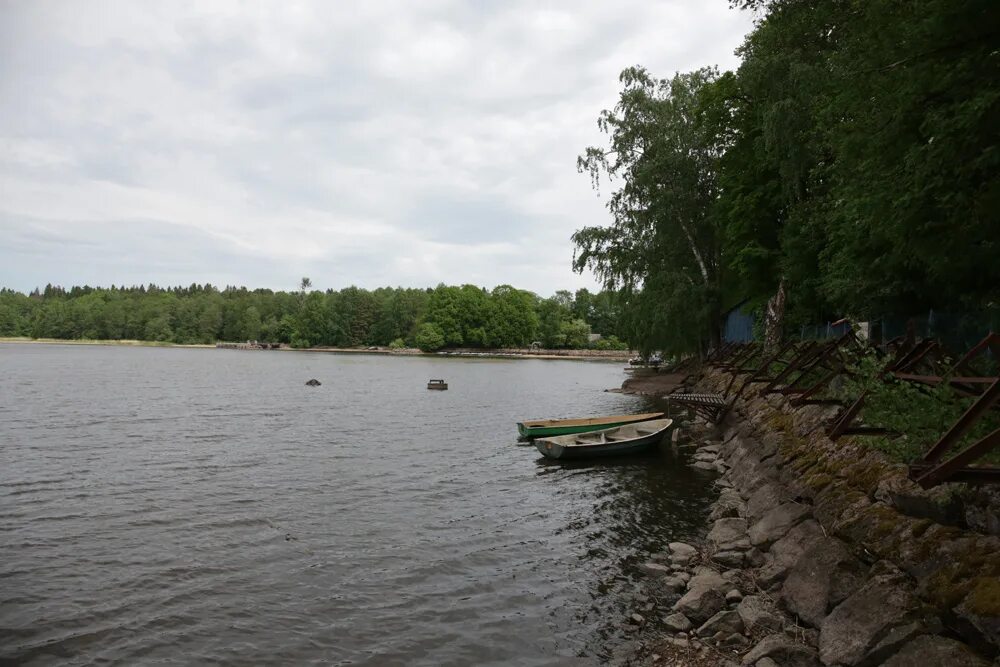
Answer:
[{"xmin": 0, "ymin": 1, "xmax": 755, "ymax": 296}]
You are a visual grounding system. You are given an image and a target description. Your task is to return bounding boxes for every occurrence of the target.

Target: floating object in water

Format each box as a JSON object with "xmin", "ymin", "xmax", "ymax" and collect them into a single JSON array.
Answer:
[
  {"xmin": 305, "ymin": 379, "xmax": 321, "ymax": 386},
  {"xmin": 535, "ymin": 419, "xmax": 673, "ymax": 460},
  {"xmin": 516, "ymin": 412, "xmax": 664, "ymax": 439},
  {"xmin": 427, "ymin": 379, "xmax": 448, "ymax": 390}
]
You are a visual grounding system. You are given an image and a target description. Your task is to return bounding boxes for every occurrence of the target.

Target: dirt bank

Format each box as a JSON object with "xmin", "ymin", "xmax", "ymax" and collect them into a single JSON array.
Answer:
[{"xmin": 619, "ymin": 372, "xmax": 690, "ymax": 396}]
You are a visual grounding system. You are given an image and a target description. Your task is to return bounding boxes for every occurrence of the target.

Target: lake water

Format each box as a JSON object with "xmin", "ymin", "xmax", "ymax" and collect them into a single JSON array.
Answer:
[{"xmin": 0, "ymin": 344, "xmax": 716, "ymax": 665}]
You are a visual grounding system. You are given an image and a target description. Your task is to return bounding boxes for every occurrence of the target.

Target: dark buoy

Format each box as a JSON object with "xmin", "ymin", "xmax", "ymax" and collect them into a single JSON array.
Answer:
[{"xmin": 305, "ymin": 379, "xmax": 321, "ymax": 386}]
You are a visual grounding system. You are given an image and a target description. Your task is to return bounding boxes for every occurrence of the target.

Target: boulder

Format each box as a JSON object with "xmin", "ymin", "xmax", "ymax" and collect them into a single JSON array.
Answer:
[
  {"xmin": 737, "ymin": 595, "xmax": 784, "ymax": 633},
  {"xmin": 709, "ymin": 489, "xmax": 745, "ymax": 521},
  {"xmin": 749, "ymin": 502, "xmax": 812, "ymax": 548},
  {"xmin": 740, "ymin": 634, "xmax": 821, "ymax": 667},
  {"xmin": 662, "ymin": 612, "xmax": 693, "ymax": 633},
  {"xmin": 818, "ymin": 572, "xmax": 924, "ymax": 666},
  {"xmin": 305, "ymin": 378, "xmax": 321, "ymax": 386},
  {"xmin": 781, "ymin": 537, "xmax": 867, "ymax": 628},
  {"xmin": 707, "ymin": 518, "xmax": 751, "ymax": 552},
  {"xmin": 725, "ymin": 589, "xmax": 743, "ymax": 603},
  {"xmin": 755, "ymin": 659, "xmax": 779, "ymax": 667},
  {"xmin": 863, "ymin": 620, "xmax": 931, "ymax": 665},
  {"xmin": 668, "ymin": 542, "xmax": 698, "ymax": 561},
  {"xmin": 692, "ymin": 461, "xmax": 717, "ymax": 471},
  {"xmin": 756, "ymin": 520, "xmax": 826, "ymax": 588},
  {"xmin": 718, "ymin": 632, "xmax": 749, "ymax": 649},
  {"xmin": 881, "ymin": 635, "xmax": 991, "ymax": 667},
  {"xmin": 638, "ymin": 562, "xmax": 672, "ymax": 577},
  {"xmin": 688, "ymin": 567, "xmax": 728, "ymax": 590},
  {"xmin": 659, "ymin": 575, "xmax": 687, "ymax": 593},
  {"xmin": 696, "ymin": 609, "xmax": 744, "ymax": 637},
  {"xmin": 954, "ymin": 578, "xmax": 1000, "ymax": 652},
  {"xmin": 674, "ymin": 569, "xmax": 728, "ymax": 623},
  {"xmin": 729, "ymin": 457, "xmax": 780, "ymax": 498},
  {"xmin": 746, "ymin": 483, "xmax": 786, "ymax": 520},
  {"xmin": 669, "ymin": 542, "xmax": 698, "ymax": 567},
  {"xmin": 694, "ymin": 451, "xmax": 718, "ymax": 463},
  {"xmin": 712, "ymin": 551, "xmax": 746, "ymax": 568},
  {"xmin": 757, "ymin": 433, "xmax": 783, "ymax": 461}
]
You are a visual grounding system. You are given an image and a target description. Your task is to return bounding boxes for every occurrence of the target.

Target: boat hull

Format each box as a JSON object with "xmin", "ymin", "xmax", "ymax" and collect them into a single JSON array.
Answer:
[
  {"xmin": 534, "ymin": 419, "xmax": 673, "ymax": 460},
  {"xmin": 534, "ymin": 437, "xmax": 658, "ymax": 459},
  {"xmin": 516, "ymin": 412, "xmax": 664, "ymax": 439}
]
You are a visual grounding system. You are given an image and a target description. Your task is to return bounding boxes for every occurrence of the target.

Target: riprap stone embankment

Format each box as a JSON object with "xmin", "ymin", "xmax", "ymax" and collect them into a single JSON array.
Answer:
[{"xmin": 631, "ymin": 366, "xmax": 998, "ymax": 667}]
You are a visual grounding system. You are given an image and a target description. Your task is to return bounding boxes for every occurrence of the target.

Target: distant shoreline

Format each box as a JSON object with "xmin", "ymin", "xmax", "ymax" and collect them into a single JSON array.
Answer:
[
  {"xmin": 0, "ymin": 337, "xmax": 215, "ymax": 349},
  {"xmin": 0, "ymin": 337, "xmax": 632, "ymax": 362}
]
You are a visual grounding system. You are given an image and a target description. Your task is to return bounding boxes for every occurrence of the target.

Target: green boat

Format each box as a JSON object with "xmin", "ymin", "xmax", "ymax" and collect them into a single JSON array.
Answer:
[{"xmin": 516, "ymin": 412, "xmax": 664, "ymax": 439}]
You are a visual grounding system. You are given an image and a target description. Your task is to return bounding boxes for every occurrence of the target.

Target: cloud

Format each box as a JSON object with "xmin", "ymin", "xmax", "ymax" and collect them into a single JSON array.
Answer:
[{"xmin": 0, "ymin": 0, "xmax": 754, "ymax": 295}]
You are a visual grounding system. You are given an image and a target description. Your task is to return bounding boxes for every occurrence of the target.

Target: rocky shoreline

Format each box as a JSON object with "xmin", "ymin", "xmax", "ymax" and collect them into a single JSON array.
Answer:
[{"xmin": 616, "ymin": 367, "xmax": 999, "ymax": 667}]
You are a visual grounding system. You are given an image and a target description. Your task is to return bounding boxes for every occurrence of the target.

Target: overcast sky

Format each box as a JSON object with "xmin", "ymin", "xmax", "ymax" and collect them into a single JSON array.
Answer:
[{"xmin": 0, "ymin": 1, "xmax": 754, "ymax": 295}]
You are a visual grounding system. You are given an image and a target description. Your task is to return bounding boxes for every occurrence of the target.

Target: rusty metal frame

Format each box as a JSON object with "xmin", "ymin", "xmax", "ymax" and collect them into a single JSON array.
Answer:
[
  {"xmin": 911, "ymin": 378, "xmax": 1000, "ymax": 488},
  {"xmin": 787, "ymin": 333, "xmax": 860, "ymax": 406},
  {"xmin": 886, "ymin": 338, "xmax": 944, "ymax": 373},
  {"xmin": 826, "ymin": 389, "xmax": 900, "ymax": 439},
  {"xmin": 774, "ymin": 340, "xmax": 844, "ymax": 397},
  {"xmin": 715, "ymin": 342, "xmax": 758, "ymax": 371},
  {"xmin": 756, "ymin": 341, "xmax": 820, "ymax": 396}
]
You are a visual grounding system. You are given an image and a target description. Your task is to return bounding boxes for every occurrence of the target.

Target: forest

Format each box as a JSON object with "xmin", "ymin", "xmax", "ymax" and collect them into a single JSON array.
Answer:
[
  {"xmin": 0, "ymin": 283, "xmax": 628, "ymax": 352},
  {"xmin": 574, "ymin": 0, "xmax": 999, "ymax": 355}
]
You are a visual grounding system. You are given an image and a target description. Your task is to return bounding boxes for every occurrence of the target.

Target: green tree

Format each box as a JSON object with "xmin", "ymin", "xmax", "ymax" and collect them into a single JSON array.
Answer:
[
  {"xmin": 574, "ymin": 67, "xmax": 727, "ymax": 355},
  {"xmin": 536, "ymin": 297, "xmax": 569, "ymax": 348},
  {"xmin": 238, "ymin": 305, "xmax": 262, "ymax": 341},
  {"xmin": 414, "ymin": 322, "xmax": 445, "ymax": 352},
  {"xmin": 425, "ymin": 285, "xmax": 466, "ymax": 346},
  {"xmin": 486, "ymin": 285, "xmax": 538, "ymax": 348},
  {"xmin": 560, "ymin": 318, "xmax": 591, "ymax": 348}
]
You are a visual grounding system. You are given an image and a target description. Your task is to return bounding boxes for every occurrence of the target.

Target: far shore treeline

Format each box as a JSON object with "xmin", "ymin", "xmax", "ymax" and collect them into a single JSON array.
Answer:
[{"xmin": 0, "ymin": 283, "xmax": 630, "ymax": 352}]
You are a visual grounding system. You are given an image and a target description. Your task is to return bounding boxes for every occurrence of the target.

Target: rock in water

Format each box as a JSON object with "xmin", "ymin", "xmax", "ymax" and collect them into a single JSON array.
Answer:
[{"xmin": 305, "ymin": 379, "xmax": 321, "ymax": 386}]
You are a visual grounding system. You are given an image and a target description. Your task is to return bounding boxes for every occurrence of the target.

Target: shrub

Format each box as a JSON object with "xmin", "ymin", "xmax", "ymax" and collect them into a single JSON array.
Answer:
[
  {"xmin": 414, "ymin": 323, "xmax": 445, "ymax": 352},
  {"xmin": 591, "ymin": 335, "xmax": 629, "ymax": 351}
]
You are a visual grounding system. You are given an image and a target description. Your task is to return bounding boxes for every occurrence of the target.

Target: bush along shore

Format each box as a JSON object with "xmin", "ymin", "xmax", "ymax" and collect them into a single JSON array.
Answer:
[{"xmin": 621, "ymin": 367, "xmax": 998, "ymax": 667}]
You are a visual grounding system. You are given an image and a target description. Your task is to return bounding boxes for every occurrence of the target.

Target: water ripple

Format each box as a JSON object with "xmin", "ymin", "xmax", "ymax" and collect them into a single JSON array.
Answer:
[{"xmin": 0, "ymin": 344, "xmax": 714, "ymax": 665}]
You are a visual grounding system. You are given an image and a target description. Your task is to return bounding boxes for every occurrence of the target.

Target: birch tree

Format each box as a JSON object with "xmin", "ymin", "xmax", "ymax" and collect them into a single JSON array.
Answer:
[{"xmin": 574, "ymin": 67, "xmax": 727, "ymax": 355}]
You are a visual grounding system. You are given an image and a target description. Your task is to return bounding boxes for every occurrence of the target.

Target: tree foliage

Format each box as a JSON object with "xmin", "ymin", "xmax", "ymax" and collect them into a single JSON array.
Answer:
[
  {"xmin": 574, "ymin": 67, "xmax": 728, "ymax": 356},
  {"xmin": 577, "ymin": 1, "xmax": 1000, "ymax": 354},
  {"xmin": 0, "ymin": 283, "xmax": 622, "ymax": 351}
]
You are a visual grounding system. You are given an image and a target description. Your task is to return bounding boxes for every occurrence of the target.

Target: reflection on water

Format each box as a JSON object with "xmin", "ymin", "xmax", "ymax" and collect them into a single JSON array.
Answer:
[{"xmin": 0, "ymin": 344, "xmax": 716, "ymax": 665}]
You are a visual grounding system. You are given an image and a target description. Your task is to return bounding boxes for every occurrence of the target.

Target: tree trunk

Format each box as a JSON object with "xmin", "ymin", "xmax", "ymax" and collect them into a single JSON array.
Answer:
[{"xmin": 764, "ymin": 280, "xmax": 787, "ymax": 352}]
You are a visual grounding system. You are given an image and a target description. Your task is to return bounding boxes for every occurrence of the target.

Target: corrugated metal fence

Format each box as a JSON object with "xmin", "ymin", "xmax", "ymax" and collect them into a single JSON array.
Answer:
[{"xmin": 726, "ymin": 308, "xmax": 1000, "ymax": 356}]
